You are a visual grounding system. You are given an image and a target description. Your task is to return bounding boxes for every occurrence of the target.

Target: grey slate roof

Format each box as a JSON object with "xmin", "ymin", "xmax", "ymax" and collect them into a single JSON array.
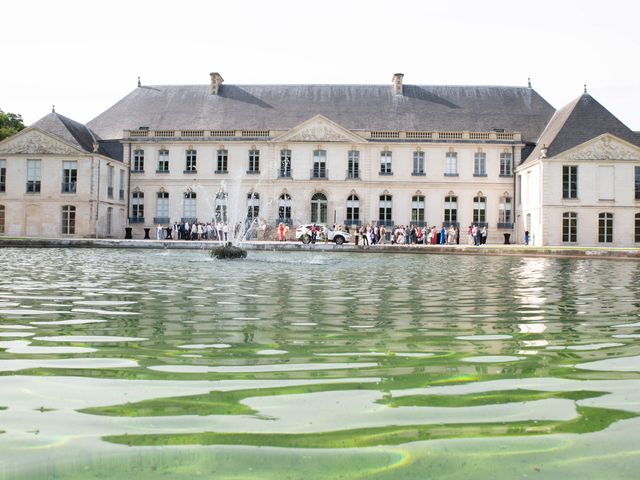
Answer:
[
  {"xmin": 32, "ymin": 112, "xmax": 99, "ymax": 152},
  {"xmin": 30, "ymin": 112, "xmax": 122, "ymax": 160},
  {"xmin": 524, "ymin": 93, "xmax": 640, "ymax": 163},
  {"xmin": 86, "ymin": 84, "xmax": 555, "ymax": 143}
]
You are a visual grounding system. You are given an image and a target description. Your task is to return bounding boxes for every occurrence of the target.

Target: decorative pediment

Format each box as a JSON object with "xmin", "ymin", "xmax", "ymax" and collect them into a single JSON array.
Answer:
[
  {"xmin": 0, "ymin": 129, "xmax": 82, "ymax": 155},
  {"xmin": 561, "ymin": 134, "xmax": 640, "ymax": 161},
  {"xmin": 274, "ymin": 115, "xmax": 364, "ymax": 143}
]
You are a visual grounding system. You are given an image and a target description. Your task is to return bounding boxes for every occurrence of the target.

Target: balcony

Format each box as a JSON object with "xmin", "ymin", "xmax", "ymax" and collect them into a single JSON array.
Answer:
[
  {"xmin": 129, "ymin": 217, "xmax": 145, "ymax": 224},
  {"xmin": 474, "ymin": 222, "xmax": 489, "ymax": 228},
  {"xmin": 181, "ymin": 217, "xmax": 198, "ymax": 224},
  {"xmin": 246, "ymin": 169, "xmax": 260, "ymax": 175},
  {"xmin": 183, "ymin": 169, "xmax": 197, "ymax": 174},
  {"xmin": 497, "ymin": 222, "xmax": 514, "ymax": 229},
  {"xmin": 411, "ymin": 171, "xmax": 426, "ymax": 176},
  {"xmin": 61, "ymin": 181, "xmax": 77, "ymax": 194},
  {"xmin": 131, "ymin": 169, "xmax": 144, "ymax": 174},
  {"xmin": 310, "ymin": 168, "xmax": 328, "ymax": 180},
  {"xmin": 377, "ymin": 219, "xmax": 394, "ymax": 228},
  {"xmin": 346, "ymin": 219, "xmax": 362, "ymax": 227},
  {"xmin": 154, "ymin": 217, "xmax": 170, "ymax": 224},
  {"xmin": 379, "ymin": 171, "xmax": 393, "ymax": 176},
  {"xmin": 442, "ymin": 221, "xmax": 460, "ymax": 228},
  {"xmin": 346, "ymin": 170, "xmax": 360, "ymax": 180},
  {"xmin": 215, "ymin": 169, "xmax": 229, "ymax": 175}
]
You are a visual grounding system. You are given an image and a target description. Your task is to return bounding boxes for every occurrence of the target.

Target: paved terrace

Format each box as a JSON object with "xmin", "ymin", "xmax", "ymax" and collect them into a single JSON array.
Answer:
[{"xmin": 1, "ymin": 237, "xmax": 639, "ymax": 260}]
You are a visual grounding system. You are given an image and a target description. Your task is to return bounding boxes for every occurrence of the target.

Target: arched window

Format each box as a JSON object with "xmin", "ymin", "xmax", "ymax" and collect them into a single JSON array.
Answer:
[
  {"xmin": 311, "ymin": 192, "xmax": 327, "ymax": 223},
  {"xmin": 183, "ymin": 191, "xmax": 197, "ymax": 221},
  {"xmin": 215, "ymin": 192, "xmax": 227, "ymax": 223},
  {"xmin": 346, "ymin": 194, "xmax": 360, "ymax": 225},
  {"xmin": 131, "ymin": 191, "xmax": 144, "ymax": 221},
  {"xmin": 61, "ymin": 205, "xmax": 76, "ymax": 235},
  {"xmin": 411, "ymin": 195, "xmax": 425, "ymax": 224},
  {"xmin": 247, "ymin": 192, "xmax": 260, "ymax": 219},
  {"xmin": 379, "ymin": 194, "xmax": 392, "ymax": 225},
  {"xmin": 278, "ymin": 194, "xmax": 292, "ymax": 224},
  {"xmin": 0, "ymin": 205, "xmax": 5, "ymax": 234},
  {"xmin": 563, "ymin": 212, "xmax": 578, "ymax": 243},
  {"xmin": 598, "ymin": 212, "xmax": 613, "ymax": 243}
]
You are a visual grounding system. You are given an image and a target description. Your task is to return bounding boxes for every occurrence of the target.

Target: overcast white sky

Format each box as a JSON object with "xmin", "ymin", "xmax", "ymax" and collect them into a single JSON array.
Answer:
[{"xmin": 2, "ymin": 0, "xmax": 639, "ymax": 130}]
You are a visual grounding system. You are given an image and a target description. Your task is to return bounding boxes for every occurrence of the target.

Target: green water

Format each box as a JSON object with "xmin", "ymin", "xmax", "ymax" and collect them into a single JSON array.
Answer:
[{"xmin": 0, "ymin": 248, "xmax": 639, "ymax": 479}]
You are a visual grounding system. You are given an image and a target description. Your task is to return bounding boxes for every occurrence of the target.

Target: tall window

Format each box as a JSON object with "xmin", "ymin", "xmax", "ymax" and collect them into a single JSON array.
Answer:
[
  {"xmin": 156, "ymin": 192, "xmax": 169, "ymax": 221},
  {"xmin": 411, "ymin": 195, "xmax": 425, "ymax": 223},
  {"xmin": 248, "ymin": 149, "xmax": 260, "ymax": 173},
  {"xmin": 0, "ymin": 159, "xmax": 6, "ymax": 192},
  {"xmin": 474, "ymin": 152, "xmax": 486, "ymax": 176},
  {"xmin": 313, "ymin": 150, "xmax": 327, "ymax": 178},
  {"xmin": 380, "ymin": 151, "xmax": 392, "ymax": 175},
  {"xmin": 278, "ymin": 194, "xmax": 292, "ymax": 223},
  {"xmin": 562, "ymin": 212, "xmax": 577, "ymax": 243},
  {"xmin": 346, "ymin": 194, "xmax": 360, "ymax": 224},
  {"xmin": 379, "ymin": 194, "xmax": 392, "ymax": 224},
  {"xmin": 635, "ymin": 166, "xmax": 640, "ymax": 200},
  {"xmin": 217, "ymin": 149, "xmax": 228, "ymax": 173},
  {"xmin": 26, "ymin": 159, "xmax": 41, "ymax": 193},
  {"xmin": 499, "ymin": 196, "xmax": 513, "ymax": 225},
  {"xmin": 413, "ymin": 152, "xmax": 425, "ymax": 175},
  {"xmin": 280, "ymin": 149, "xmax": 291, "ymax": 178},
  {"xmin": 157, "ymin": 149, "xmax": 169, "ymax": 173},
  {"xmin": 61, "ymin": 205, "xmax": 76, "ymax": 235},
  {"xmin": 473, "ymin": 196, "xmax": 487, "ymax": 224},
  {"xmin": 598, "ymin": 212, "xmax": 613, "ymax": 243},
  {"xmin": 62, "ymin": 161, "xmax": 77, "ymax": 193},
  {"xmin": 311, "ymin": 192, "xmax": 328, "ymax": 223},
  {"xmin": 636, "ymin": 213, "xmax": 640, "ymax": 243},
  {"xmin": 119, "ymin": 170, "xmax": 125, "ymax": 200},
  {"xmin": 348, "ymin": 150, "xmax": 360, "ymax": 179},
  {"xmin": 0, "ymin": 205, "xmax": 5, "ymax": 234},
  {"xmin": 133, "ymin": 149, "xmax": 144, "ymax": 172},
  {"xmin": 444, "ymin": 196, "xmax": 457, "ymax": 223},
  {"xmin": 445, "ymin": 152, "xmax": 458, "ymax": 176},
  {"xmin": 131, "ymin": 191, "xmax": 144, "ymax": 220},
  {"xmin": 183, "ymin": 191, "xmax": 197, "ymax": 220},
  {"xmin": 247, "ymin": 192, "xmax": 260, "ymax": 219},
  {"xmin": 500, "ymin": 152, "xmax": 513, "ymax": 176},
  {"xmin": 562, "ymin": 165, "xmax": 578, "ymax": 199},
  {"xmin": 107, "ymin": 165, "xmax": 114, "ymax": 198},
  {"xmin": 185, "ymin": 150, "xmax": 197, "ymax": 173},
  {"xmin": 106, "ymin": 207, "xmax": 112, "ymax": 236},
  {"xmin": 517, "ymin": 175, "xmax": 522, "ymax": 205},
  {"xmin": 215, "ymin": 192, "xmax": 227, "ymax": 222}
]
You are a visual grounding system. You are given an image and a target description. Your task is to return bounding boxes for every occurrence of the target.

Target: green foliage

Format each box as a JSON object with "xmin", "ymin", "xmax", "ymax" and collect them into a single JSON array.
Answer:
[{"xmin": 0, "ymin": 109, "xmax": 26, "ymax": 141}]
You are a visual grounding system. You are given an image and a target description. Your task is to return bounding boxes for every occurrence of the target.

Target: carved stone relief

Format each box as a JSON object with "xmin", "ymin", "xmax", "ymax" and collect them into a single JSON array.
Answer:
[
  {"xmin": 564, "ymin": 136, "xmax": 640, "ymax": 161},
  {"xmin": 285, "ymin": 120, "xmax": 354, "ymax": 142},
  {"xmin": 0, "ymin": 130, "xmax": 79, "ymax": 155}
]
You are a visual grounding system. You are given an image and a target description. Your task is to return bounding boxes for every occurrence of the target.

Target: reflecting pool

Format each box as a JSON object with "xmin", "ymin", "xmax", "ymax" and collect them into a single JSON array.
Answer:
[{"xmin": 1, "ymin": 248, "xmax": 640, "ymax": 479}]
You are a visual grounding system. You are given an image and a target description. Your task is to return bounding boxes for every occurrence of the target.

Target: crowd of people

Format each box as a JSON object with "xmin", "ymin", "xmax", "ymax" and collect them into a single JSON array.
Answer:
[
  {"xmin": 355, "ymin": 224, "xmax": 489, "ymax": 246},
  {"xmin": 153, "ymin": 219, "xmax": 490, "ymax": 245}
]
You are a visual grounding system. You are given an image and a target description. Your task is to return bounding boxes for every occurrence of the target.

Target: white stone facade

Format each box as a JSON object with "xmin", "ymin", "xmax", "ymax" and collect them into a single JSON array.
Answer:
[
  {"xmin": 0, "ymin": 129, "xmax": 128, "ymax": 238},
  {"xmin": 516, "ymin": 135, "xmax": 640, "ymax": 247}
]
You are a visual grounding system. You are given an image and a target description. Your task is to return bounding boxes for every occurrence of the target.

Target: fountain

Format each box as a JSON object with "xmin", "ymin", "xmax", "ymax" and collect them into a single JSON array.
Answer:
[{"xmin": 210, "ymin": 241, "xmax": 248, "ymax": 259}]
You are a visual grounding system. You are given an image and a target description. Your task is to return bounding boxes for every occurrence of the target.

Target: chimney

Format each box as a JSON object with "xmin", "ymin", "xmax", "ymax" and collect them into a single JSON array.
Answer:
[
  {"xmin": 210, "ymin": 72, "xmax": 224, "ymax": 95},
  {"xmin": 392, "ymin": 73, "xmax": 404, "ymax": 95}
]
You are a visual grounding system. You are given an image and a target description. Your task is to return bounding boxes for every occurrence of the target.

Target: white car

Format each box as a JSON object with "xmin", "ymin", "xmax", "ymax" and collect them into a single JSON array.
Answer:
[{"xmin": 295, "ymin": 224, "xmax": 351, "ymax": 245}]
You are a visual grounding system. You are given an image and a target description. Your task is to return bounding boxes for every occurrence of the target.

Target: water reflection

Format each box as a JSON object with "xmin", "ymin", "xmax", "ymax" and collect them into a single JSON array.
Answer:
[{"xmin": 0, "ymin": 248, "xmax": 639, "ymax": 479}]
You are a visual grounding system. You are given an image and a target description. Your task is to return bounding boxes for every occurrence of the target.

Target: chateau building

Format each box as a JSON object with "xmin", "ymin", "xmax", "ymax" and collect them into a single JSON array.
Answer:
[{"xmin": 0, "ymin": 72, "xmax": 638, "ymax": 246}]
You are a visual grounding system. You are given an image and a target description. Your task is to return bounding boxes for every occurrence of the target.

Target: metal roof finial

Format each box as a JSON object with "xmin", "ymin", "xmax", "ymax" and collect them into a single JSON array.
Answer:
[
  {"xmin": 584, "ymin": 84, "xmax": 587, "ymax": 94},
  {"xmin": 137, "ymin": 76, "xmax": 141, "ymax": 87},
  {"xmin": 52, "ymin": 105, "xmax": 55, "ymax": 113},
  {"xmin": 527, "ymin": 77, "xmax": 531, "ymax": 88}
]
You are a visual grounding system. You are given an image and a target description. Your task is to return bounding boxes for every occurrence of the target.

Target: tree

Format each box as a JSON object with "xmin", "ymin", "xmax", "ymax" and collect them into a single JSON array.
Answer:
[{"xmin": 0, "ymin": 109, "xmax": 26, "ymax": 141}]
